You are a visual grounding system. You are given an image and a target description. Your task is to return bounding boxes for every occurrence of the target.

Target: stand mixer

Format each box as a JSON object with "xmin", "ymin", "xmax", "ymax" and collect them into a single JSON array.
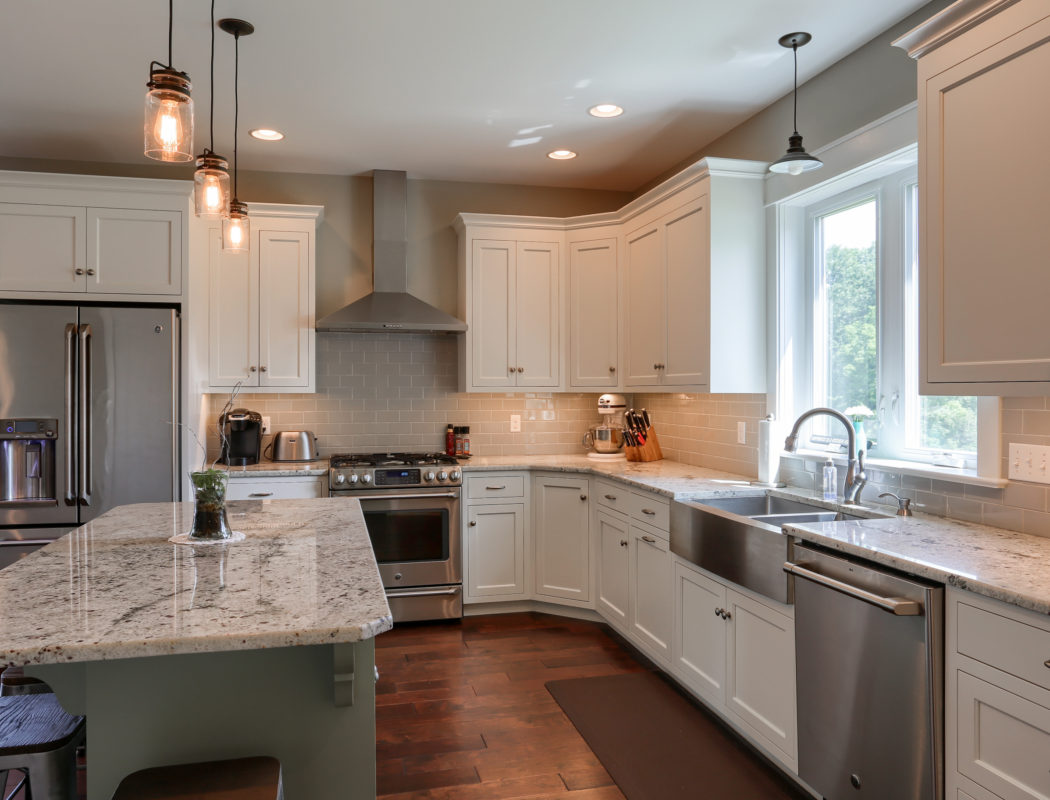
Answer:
[{"xmin": 582, "ymin": 394, "xmax": 627, "ymax": 459}]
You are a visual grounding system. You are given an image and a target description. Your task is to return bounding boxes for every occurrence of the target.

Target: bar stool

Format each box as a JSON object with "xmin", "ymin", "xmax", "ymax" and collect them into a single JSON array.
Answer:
[
  {"xmin": 112, "ymin": 756, "xmax": 283, "ymax": 799},
  {"xmin": 0, "ymin": 693, "xmax": 85, "ymax": 799},
  {"xmin": 0, "ymin": 667, "xmax": 50, "ymax": 697}
]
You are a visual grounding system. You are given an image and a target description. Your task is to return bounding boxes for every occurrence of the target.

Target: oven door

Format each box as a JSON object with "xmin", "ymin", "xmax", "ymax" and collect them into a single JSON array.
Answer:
[{"xmin": 350, "ymin": 488, "xmax": 461, "ymax": 590}]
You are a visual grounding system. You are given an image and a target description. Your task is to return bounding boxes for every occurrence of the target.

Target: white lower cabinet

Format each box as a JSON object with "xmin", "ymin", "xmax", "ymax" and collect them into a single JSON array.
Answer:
[
  {"xmin": 533, "ymin": 474, "xmax": 590, "ymax": 605},
  {"xmin": 629, "ymin": 522, "xmax": 673, "ymax": 665},
  {"xmin": 947, "ymin": 588, "xmax": 1050, "ymax": 800},
  {"xmin": 596, "ymin": 511, "xmax": 630, "ymax": 631},
  {"xmin": 463, "ymin": 473, "xmax": 530, "ymax": 603},
  {"xmin": 672, "ymin": 557, "xmax": 797, "ymax": 771},
  {"xmin": 225, "ymin": 475, "xmax": 326, "ymax": 500}
]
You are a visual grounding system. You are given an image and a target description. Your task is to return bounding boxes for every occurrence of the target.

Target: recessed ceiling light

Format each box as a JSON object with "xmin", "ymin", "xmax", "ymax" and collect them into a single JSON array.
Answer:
[
  {"xmin": 249, "ymin": 128, "xmax": 284, "ymax": 141},
  {"xmin": 547, "ymin": 149, "xmax": 577, "ymax": 160},
  {"xmin": 588, "ymin": 104, "xmax": 624, "ymax": 118}
]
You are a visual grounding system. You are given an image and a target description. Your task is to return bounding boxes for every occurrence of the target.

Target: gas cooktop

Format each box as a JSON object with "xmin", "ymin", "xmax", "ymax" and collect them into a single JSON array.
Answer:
[{"xmin": 330, "ymin": 452, "xmax": 459, "ymax": 468}]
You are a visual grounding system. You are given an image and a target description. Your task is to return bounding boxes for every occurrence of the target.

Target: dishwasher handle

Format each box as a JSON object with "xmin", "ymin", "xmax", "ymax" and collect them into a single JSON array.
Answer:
[{"xmin": 784, "ymin": 562, "xmax": 923, "ymax": 616}]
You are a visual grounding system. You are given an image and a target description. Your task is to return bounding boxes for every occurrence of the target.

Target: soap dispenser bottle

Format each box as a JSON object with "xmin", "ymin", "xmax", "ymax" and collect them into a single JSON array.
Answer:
[{"xmin": 822, "ymin": 459, "xmax": 837, "ymax": 501}]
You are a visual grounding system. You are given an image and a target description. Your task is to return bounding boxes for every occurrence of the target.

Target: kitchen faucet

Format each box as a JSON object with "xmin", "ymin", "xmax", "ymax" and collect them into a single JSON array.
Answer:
[{"xmin": 784, "ymin": 408, "xmax": 867, "ymax": 505}]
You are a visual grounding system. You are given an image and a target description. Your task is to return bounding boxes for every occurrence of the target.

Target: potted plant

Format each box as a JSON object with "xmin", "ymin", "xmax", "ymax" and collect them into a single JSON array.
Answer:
[{"xmin": 188, "ymin": 468, "xmax": 233, "ymax": 540}]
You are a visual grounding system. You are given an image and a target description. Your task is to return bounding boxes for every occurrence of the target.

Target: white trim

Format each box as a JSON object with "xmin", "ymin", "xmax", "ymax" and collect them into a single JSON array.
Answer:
[
  {"xmin": 245, "ymin": 202, "xmax": 324, "ymax": 225},
  {"xmin": 892, "ymin": 0, "xmax": 1021, "ymax": 58},
  {"xmin": 977, "ymin": 397, "xmax": 1002, "ymax": 479},
  {"xmin": 784, "ymin": 451, "xmax": 1009, "ymax": 489},
  {"xmin": 0, "ymin": 169, "xmax": 191, "ymax": 197}
]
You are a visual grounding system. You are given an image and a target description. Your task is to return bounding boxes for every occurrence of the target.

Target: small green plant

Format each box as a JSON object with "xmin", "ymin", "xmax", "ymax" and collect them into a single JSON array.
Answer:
[
  {"xmin": 188, "ymin": 469, "xmax": 232, "ymax": 540},
  {"xmin": 190, "ymin": 469, "xmax": 228, "ymax": 506}
]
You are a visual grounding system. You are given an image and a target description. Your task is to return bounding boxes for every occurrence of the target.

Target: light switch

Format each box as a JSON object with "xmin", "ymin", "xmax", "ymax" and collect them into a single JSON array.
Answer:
[{"xmin": 1008, "ymin": 443, "xmax": 1050, "ymax": 483}]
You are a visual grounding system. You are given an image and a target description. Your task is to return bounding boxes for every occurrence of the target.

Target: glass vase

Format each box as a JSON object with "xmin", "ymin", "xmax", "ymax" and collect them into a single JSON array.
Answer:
[
  {"xmin": 188, "ymin": 470, "xmax": 233, "ymax": 541},
  {"xmin": 852, "ymin": 420, "xmax": 868, "ymax": 454}
]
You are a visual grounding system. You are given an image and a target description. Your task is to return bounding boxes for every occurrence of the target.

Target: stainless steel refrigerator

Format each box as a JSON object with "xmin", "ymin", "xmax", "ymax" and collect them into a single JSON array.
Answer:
[{"xmin": 0, "ymin": 302, "xmax": 179, "ymax": 566}]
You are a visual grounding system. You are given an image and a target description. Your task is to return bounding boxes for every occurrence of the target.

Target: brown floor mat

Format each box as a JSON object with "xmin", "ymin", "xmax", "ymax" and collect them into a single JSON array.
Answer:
[{"xmin": 546, "ymin": 671, "xmax": 810, "ymax": 800}]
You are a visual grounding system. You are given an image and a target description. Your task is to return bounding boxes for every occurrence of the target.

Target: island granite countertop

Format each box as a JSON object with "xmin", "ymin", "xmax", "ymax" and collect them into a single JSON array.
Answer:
[{"xmin": 0, "ymin": 498, "xmax": 392, "ymax": 667}]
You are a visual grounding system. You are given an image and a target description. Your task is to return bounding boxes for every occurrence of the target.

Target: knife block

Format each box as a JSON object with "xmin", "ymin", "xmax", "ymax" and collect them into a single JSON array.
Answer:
[{"xmin": 625, "ymin": 427, "xmax": 663, "ymax": 462}]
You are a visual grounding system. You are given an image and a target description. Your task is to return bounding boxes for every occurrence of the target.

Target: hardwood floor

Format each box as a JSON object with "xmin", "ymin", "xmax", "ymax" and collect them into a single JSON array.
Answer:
[{"xmin": 374, "ymin": 613, "xmax": 649, "ymax": 799}]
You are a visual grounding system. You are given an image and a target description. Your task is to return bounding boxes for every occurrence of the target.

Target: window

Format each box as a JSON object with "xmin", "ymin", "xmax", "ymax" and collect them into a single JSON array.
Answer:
[{"xmin": 803, "ymin": 165, "xmax": 977, "ymax": 467}]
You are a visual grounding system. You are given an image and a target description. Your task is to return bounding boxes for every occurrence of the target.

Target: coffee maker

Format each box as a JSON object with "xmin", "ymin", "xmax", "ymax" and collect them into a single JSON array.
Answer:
[{"xmin": 220, "ymin": 409, "xmax": 263, "ymax": 466}]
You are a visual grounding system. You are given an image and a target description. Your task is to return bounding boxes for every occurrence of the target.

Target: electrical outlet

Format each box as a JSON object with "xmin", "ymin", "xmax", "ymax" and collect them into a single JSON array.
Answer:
[
  {"xmin": 1008, "ymin": 443, "xmax": 1050, "ymax": 483},
  {"xmin": 261, "ymin": 416, "xmax": 271, "ymax": 435},
  {"xmin": 510, "ymin": 414, "xmax": 521, "ymax": 433},
  {"xmin": 737, "ymin": 421, "xmax": 747, "ymax": 444}
]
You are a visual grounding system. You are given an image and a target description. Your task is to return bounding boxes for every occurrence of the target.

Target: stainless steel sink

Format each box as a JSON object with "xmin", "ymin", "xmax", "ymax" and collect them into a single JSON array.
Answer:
[{"xmin": 669, "ymin": 494, "xmax": 868, "ymax": 604}]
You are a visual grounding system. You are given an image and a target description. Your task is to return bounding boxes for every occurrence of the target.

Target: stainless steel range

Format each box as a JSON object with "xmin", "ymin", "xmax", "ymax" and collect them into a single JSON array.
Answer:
[{"xmin": 329, "ymin": 453, "xmax": 462, "ymax": 622}]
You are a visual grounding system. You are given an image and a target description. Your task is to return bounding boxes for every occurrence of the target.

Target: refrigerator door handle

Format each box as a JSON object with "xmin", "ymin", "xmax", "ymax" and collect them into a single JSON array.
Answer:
[
  {"xmin": 78, "ymin": 324, "xmax": 92, "ymax": 507},
  {"xmin": 64, "ymin": 323, "xmax": 77, "ymax": 505}
]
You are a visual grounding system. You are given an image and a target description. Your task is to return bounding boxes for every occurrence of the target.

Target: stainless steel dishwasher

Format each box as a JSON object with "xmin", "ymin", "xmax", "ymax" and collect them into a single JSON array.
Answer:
[{"xmin": 785, "ymin": 543, "xmax": 943, "ymax": 800}]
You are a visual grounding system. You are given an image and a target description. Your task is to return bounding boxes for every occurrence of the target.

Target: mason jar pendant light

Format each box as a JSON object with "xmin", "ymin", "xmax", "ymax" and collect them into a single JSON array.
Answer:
[
  {"xmin": 193, "ymin": 0, "xmax": 231, "ymax": 218},
  {"xmin": 219, "ymin": 18, "xmax": 254, "ymax": 252},
  {"xmin": 145, "ymin": 0, "xmax": 194, "ymax": 162},
  {"xmin": 769, "ymin": 32, "xmax": 823, "ymax": 176}
]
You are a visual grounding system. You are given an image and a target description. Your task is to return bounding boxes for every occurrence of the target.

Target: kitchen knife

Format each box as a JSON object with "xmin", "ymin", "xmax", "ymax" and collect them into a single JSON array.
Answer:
[{"xmin": 642, "ymin": 409, "xmax": 651, "ymax": 429}]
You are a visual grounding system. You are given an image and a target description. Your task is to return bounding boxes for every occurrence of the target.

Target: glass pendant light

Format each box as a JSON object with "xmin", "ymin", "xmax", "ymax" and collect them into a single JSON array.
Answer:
[
  {"xmin": 769, "ymin": 32, "xmax": 823, "ymax": 176},
  {"xmin": 193, "ymin": 0, "xmax": 231, "ymax": 218},
  {"xmin": 219, "ymin": 18, "xmax": 254, "ymax": 252},
  {"xmin": 145, "ymin": 0, "xmax": 194, "ymax": 162}
]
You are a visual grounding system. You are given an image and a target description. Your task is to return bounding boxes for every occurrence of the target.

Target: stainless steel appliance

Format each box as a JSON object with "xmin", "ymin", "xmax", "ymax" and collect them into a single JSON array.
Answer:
[
  {"xmin": 582, "ymin": 393, "xmax": 627, "ymax": 459},
  {"xmin": 219, "ymin": 408, "xmax": 262, "ymax": 466},
  {"xmin": 268, "ymin": 430, "xmax": 319, "ymax": 462},
  {"xmin": 329, "ymin": 452, "xmax": 462, "ymax": 622},
  {"xmin": 0, "ymin": 302, "xmax": 179, "ymax": 565},
  {"xmin": 786, "ymin": 543, "xmax": 943, "ymax": 800}
]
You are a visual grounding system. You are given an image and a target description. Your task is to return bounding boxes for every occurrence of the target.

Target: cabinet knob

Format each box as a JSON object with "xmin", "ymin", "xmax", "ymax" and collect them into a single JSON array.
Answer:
[
  {"xmin": 619, "ymin": 539, "xmax": 628, "ymax": 547},
  {"xmin": 509, "ymin": 366, "xmax": 516, "ymax": 373},
  {"xmin": 517, "ymin": 367, "xmax": 524, "ymax": 373},
  {"xmin": 653, "ymin": 363, "xmax": 658, "ymax": 370},
  {"xmin": 714, "ymin": 607, "xmax": 722, "ymax": 618},
  {"xmin": 260, "ymin": 366, "xmax": 268, "ymax": 372},
  {"xmin": 249, "ymin": 366, "xmax": 257, "ymax": 372},
  {"xmin": 723, "ymin": 610, "xmax": 732, "ymax": 620},
  {"xmin": 74, "ymin": 268, "xmax": 85, "ymax": 276},
  {"xmin": 580, "ymin": 494, "xmax": 587, "ymax": 501},
  {"xmin": 609, "ymin": 366, "xmax": 616, "ymax": 372},
  {"xmin": 85, "ymin": 268, "xmax": 96, "ymax": 276},
  {"xmin": 469, "ymin": 520, "xmax": 477, "ymax": 527},
  {"xmin": 1045, "ymin": 659, "xmax": 1050, "ymax": 669}
]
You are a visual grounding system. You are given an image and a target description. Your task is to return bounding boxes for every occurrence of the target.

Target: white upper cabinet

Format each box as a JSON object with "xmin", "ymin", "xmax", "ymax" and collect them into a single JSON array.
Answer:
[
  {"xmin": 569, "ymin": 235, "xmax": 620, "ymax": 389},
  {"xmin": 896, "ymin": 0, "xmax": 1050, "ymax": 393},
  {"xmin": 457, "ymin": 227, "xmax": 561, "ymax": 390},
  {"xmin": 205, "ymin": 204, "xmax": 321, "ymax": 393},
  {"xmin": 456, "ymin": 157, "xmax": 765, "ymax": 394},
  {"xmin": 0, "ymin": 172, "xmax": 188, "ymax": 298}
]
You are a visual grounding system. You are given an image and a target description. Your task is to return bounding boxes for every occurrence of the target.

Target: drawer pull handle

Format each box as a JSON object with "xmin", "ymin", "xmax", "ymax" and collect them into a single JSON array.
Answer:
[
  {"xmin": 249, "ymin": 492, "xmax": 273, "ymax": 497},
  {"xmin": 486, "ymin": 485, "xmax": 506, "ymax": 490},
  {"xmin": 641, "ymin": 508, "xmax": 656, "ymax": 516},
  {"xmin": 604, "ymin": 494, "xmax": 617, "ymax": 501},
  {"xmin": 641, "ymin": 535, "xmax": 657, "ymax": 543}
]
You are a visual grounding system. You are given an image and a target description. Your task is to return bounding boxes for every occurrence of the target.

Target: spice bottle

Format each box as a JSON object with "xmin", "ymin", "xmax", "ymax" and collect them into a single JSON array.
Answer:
[
  {"xmin": 454, "ymin": 426, "xmax": 464, "ymax": 457},
  {"xmin": 445, "ymin": 424, "xmax": 455, "ymax": 457},
  {"xmin": 461, "ymin": 426, "xmax": 471, "ymax": 457}
]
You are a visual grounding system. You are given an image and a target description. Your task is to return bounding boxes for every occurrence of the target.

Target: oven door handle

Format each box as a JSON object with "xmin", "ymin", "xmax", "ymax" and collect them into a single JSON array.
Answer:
[
  {"xmin": 385, "ymin": 587, "xmax": 461, "ymax": 598},
  {"xmin": 354, "ymin": 492, "xmax": 460, "ymax": 501}
]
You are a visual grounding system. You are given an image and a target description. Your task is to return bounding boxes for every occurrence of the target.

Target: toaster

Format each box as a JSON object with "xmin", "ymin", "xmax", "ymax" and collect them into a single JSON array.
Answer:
[{"xmin": 268, "ymin": 431, "xmax": 319, "ymax": 462}]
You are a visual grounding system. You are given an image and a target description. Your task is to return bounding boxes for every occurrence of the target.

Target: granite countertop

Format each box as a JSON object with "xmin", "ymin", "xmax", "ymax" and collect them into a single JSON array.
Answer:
[
  {"xmin": 0, "ymin": 499, "xmax": 392, "ymax": 667},
  {"xmin": 220, "ymin": 460, "xmax": 329, "ymax": 478},
  {"xmin": 784, "ymin": 510, "xmax": 1050, "ymax": 616},
  {"xmin": 461, "ymin": 455, "xmax": 758, "ymax": 499}
]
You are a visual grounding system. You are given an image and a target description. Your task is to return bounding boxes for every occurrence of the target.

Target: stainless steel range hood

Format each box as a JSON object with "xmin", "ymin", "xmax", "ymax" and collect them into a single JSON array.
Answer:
[{"xmin": 316, "ymin": 170, "xmax": 467, "ymax": 333}]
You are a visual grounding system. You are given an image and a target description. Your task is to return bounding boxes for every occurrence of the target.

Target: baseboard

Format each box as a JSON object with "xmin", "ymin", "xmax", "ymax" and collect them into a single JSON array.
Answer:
[{"xmin": 463, "ymin": 599, "xmax": 604, "ymax": 623}]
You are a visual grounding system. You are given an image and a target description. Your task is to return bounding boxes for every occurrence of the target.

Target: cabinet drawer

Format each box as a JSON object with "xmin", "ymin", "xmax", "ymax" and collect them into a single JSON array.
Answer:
[
  {"xmin": 958, "ymin": 601, "xmax": 1050, "ymax": 693},
  {"xmin": 626, "ymin": 491, "xmax": 669, "ymax": 532},
  {"xmin": 957, "ymin": 670, "xmax": 1050, "ymax": 800},
  {"xmin": 466, "ymin": 475, "xmax": 525, "ymax": 499},
  {"xmin": 596, "ymin": 480, "xmax": 631, "ymax": 515},
  {"xmin": 226, "ymin": 477, "xmax": 324, "ymax": 500}
]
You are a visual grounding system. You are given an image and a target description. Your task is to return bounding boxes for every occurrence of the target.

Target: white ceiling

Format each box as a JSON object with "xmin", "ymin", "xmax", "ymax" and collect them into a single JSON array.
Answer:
[{"xmin": 1, "ymin": 1, "xmax": 929, "ymax": 191}]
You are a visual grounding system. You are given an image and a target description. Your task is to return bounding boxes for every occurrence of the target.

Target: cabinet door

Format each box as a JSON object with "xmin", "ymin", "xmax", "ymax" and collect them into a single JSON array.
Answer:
[
  {"xmin": 0, "ymin": 203, "xmax": 85, "ymax": 292},
  {"xmin": 87, "ymin": 208, "xmax": 182, "ymax": 295},
  {"xmin": 672, "ymin": 560, "xmax": 727, "ymax": 706},
  {"xmin": 471, "ymin": 240, "xmax": 515, "ymax": 387},
  {"xmin": 258, "ymin": 229, "xmax": 312, "ymax": 387},
  {"xmin": 624, "ymin": 221, "xmax": 664, "ymax": 386},
  {"xmin": 569, "ymin": 238, "xmax": 618, "ymax": 388},
  {"xmin": 465, "ymin": 503, "xmax": 526, "ymax": 599},
  {"xmin": 630, "ymin": 523, "xmax": 672, "ymax": 664},
  {"xmin": 533, "ymin": 475, "xmax": 590, "ymax": 603},
  {"xmin": 208, "ymin": 228, "xmax": 258, "ymax": 387},
  {"xmin": 515, "ymin": 241, "xmax": 560, "ymax": 387},
  {"xmin": 226, "ymin": 477, "xmax": 325, "ymax": 500},
  {"xmin": 921, "ymin": 11, "xmax": 1050, "ymax": 386},
  {"xmin": 725, "ymin": 588, "xmax": 797, "ymax": 764},
  {"xmin": 662, "ymin": 197, "xmax": 708, "ymax": 386},
  {"xmin": 596, "ymin": 511, "xmax": 630, "ymax": 630}
]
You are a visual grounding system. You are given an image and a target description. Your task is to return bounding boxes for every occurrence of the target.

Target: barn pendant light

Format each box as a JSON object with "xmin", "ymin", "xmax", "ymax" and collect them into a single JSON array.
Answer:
[
  {"xmin": 144, "ymin": 0, "xmax": 194, "ymax": 162},
  {"xmin": 193, "ymin": 0, "xmax": 231, "ymax": 218},
  {"xmin": 219, "ymin": 18, "xmax": 254, "ymax": 252},
  {"xmin": 769, "ymin": 32, "xmax": 823, "ymax": 176}
]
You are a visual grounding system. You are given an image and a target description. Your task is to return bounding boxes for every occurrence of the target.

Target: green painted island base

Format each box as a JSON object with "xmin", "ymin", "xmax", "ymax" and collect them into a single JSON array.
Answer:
[{"xmin": 27, "ymin": 641, "xmax": 377, "ymax": 800}]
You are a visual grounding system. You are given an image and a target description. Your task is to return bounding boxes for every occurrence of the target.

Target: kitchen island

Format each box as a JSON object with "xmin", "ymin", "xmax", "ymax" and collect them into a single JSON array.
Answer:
[{"xmin": 0, "ymin": 498, "xmax": 392, "ymax": 799}]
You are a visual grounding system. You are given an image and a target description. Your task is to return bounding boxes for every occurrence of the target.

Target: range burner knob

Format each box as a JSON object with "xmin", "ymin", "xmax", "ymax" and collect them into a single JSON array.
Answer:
[
  {"xmin": 334, "ymin": 473, "xmax": 347, "ymax": 485},
  {"xmin": 348, "ymin": 473, "xmax": 359, "ymax": 485},
  {"xmin": 437, "ymin": 470, "xmax": 448, "ymax": 482},
  {"xmin": 361, "ymin": 473, "xmax": 372, "ymax": 484},
  {"xmin": 424, "ymin": 471, "xmax": 436, "ymax": 482},
  {"xmin": 449, "ymin": 469, "xmax": 461, "ymax": 482}
]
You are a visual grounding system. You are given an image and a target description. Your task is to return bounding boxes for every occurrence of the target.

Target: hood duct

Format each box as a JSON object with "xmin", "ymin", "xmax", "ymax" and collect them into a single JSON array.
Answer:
[{"xmin": 315, "ymin": 169, "xmax": 468, "ymax": 333}]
